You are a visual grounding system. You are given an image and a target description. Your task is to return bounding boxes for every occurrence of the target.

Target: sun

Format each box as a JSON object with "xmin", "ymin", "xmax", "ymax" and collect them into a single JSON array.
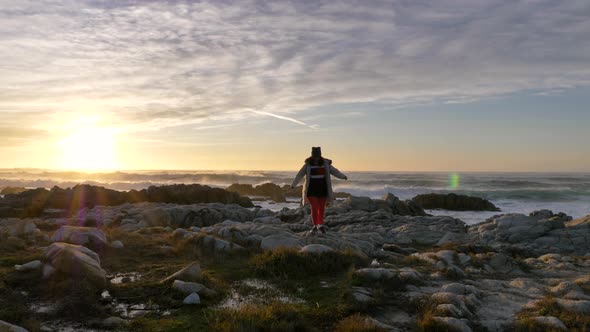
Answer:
[{"xmin": 57, "ymin": 116, "xmax": 120, "ymax": 171}]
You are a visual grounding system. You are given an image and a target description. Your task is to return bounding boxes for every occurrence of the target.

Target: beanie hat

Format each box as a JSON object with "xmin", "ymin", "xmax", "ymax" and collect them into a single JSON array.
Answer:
[{"xmin": 311, "ymin": 146, "xmax": 322, "ymax": 158}]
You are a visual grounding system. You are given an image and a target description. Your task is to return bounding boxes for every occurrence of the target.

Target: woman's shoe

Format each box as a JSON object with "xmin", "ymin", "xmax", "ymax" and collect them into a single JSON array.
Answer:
[
  {"xmin": 318, "ymin": 225, "xmax": 326, "ymax": 235},
  {"xmin": 310, "ymin": 226, "xmax": 318, "ymax": 236}
]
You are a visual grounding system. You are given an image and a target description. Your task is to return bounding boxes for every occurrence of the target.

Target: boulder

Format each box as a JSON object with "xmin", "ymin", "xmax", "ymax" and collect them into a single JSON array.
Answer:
[
  {"xmin": 260, "ymin": 235, "xmax": 302, "ymax": 250},
  {"xmin": 412, "ymin": 193, "xmax": 499, "ymax": 211},
  {"xmin": 15, "ymin": 260, "xmax": 42, "ymax": 272},
  {"xmin": 110, "ymin": 240, "xmax": 124, "ymax": 249},
  {"xmin": 161, "ymin": 262, "xmax": 201, "ymax": 283},
  {"xmin": 50, "ymin": 226, "xmax": 108, "ymax": 248},
  {"xmin": 0, "ymin": 320, "xmax": 28, "ymax": 332},
  {"xmin": 183, "ymin": 293, "xmax": 201, "ymax": 305},
  {"xmin": 299, "ymin": 244, "xmax": 334, "ymax": 254},
  {"xmin": 43, "ymin": 242, "xmax": 106, "ymax": 287}
]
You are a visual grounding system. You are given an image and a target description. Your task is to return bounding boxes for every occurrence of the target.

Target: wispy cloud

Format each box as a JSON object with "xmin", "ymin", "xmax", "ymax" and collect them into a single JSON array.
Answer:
[
  {"xmin": 1, "ymin": 0, "xmax": 589, "ymax": 145},
  {"xmin": 248, "ymin": 109, "xmax": 318, "ymax": 129}
]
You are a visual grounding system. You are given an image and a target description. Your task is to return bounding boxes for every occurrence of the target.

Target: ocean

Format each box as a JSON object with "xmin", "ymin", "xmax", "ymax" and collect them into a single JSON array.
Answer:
[{"xmin": 1, "ymin": 170, "xmax": 589, "ymax": 225}]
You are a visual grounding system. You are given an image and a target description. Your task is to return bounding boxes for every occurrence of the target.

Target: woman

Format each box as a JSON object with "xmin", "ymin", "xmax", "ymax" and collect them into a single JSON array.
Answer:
[{"xmin": 290, "ymin": 147, "xmax": 348, "ymax": 235}]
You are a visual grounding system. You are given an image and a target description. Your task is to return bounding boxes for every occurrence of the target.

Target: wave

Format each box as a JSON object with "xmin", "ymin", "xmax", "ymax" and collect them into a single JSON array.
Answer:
[{"xmin": 1, "ymin": 170, "xmax": 589, "ymax": 202}]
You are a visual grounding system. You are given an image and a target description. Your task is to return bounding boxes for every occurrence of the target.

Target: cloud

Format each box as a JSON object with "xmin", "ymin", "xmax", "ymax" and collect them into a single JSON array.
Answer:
[
  {"xmin": 1, "ymin": 0, "xmax": 589, "ymax": 140},
  {"xmin": 248, "ymin": 109, "xmax": 318, "ymax": 129}
]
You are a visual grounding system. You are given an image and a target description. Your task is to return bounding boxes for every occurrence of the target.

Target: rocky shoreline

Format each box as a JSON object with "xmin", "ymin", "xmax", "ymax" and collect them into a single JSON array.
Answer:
[{"xmin": 0, "ymin": 185, "xmax": 589, "ymax": 331}]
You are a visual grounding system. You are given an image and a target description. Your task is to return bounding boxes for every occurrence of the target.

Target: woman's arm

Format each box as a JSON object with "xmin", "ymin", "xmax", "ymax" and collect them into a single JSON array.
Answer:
[
  {"xmin": 291, "ymin": 164, "xmax": 307, "ymax": 188},
  {"xmin": 329, "ymin": 165, "xmax": 348, "ymax": 180}
]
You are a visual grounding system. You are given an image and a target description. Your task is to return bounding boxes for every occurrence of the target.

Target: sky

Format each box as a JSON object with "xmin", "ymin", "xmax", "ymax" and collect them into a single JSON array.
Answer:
[{"xmin": 1, "ymin": 0, "xmax": 589, "ymax": 172}]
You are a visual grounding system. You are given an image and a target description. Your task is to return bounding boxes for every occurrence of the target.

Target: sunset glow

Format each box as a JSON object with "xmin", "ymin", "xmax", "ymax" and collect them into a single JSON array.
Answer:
[{"xmin": 56, "ymin": 116, "xmax": 119, "ymax": 171}]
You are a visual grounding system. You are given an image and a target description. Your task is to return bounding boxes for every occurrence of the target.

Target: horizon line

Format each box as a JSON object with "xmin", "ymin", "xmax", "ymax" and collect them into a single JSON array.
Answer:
[{"xmin": 0, "ymin": 167, "xmax": 589, "ymax": 174}]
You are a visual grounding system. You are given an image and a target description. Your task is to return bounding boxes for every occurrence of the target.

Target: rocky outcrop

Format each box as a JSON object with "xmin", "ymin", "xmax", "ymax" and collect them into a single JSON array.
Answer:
[
  {"xmin": 412, "ymin": 193, "xmax": 500, "ymax": 211},
  {"xmin": 0, "ymin": 184, "xmax": 253, "ymax": 218},
  {"xmin": 227, "ymin": 183, "xmax": 286, "ymax": 202},
  {"xmin": 0, "ymin": 186, "xmax": 27, "ymax": 195},
  {"xmin": 468, "ymin": 210, "xmax": 587, "ymax": 255},
  {"xmin": 333, "ymin": 193, "xmax": 427, "ymax": 216}
]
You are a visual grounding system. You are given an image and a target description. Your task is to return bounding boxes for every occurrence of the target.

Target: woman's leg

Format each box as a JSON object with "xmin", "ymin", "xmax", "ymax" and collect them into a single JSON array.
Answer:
[
  {"xmin": 316, "ymin": 197, "xmax": 327, "ymax": 225},
  {"xmin": 308, "ymin": 196, "xmax": 319, "ymax": 226}
]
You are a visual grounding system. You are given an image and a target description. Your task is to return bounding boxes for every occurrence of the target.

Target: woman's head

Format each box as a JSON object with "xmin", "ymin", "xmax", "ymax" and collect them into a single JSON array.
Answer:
[
  {"xmin": 311, "ymin": 146, "xmax": 322, "ymax": 158},
  {"xmin": 307, "ymin": 146, "xmax": 324, "ymax": 164}
]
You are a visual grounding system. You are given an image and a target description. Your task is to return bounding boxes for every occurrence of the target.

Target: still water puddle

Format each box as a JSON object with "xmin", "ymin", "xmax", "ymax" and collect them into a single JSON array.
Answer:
[
  {"xmin": 218, "ymin": 278, "xmax": 305, "ymax": 309},
  {"xmin": 109, "ymin": 272, "xmax": 142, "ymax": 284}
]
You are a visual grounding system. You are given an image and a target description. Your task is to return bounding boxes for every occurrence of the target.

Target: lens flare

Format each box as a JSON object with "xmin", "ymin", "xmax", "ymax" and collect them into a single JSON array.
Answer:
[{"xmin": 449, "ymin": 173, "xmax": 460, "ymax": 189}]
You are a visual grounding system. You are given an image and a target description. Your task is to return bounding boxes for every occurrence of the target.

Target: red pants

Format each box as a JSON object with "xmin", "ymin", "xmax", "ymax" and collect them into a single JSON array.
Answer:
[{"xmin": 308, "ymin": 196, "xmax": 327, "ymax": 226}]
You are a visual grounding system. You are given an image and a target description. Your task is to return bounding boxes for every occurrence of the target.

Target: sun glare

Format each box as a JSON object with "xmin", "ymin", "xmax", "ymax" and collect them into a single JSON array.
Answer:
[{"xmin": 57, "ymin": 116, "xmax": 120, "ymax": 171}]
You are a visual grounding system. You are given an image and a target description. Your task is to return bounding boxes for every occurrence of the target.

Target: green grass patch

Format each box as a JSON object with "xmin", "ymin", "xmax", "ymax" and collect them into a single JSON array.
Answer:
[
  {"xmin": 128, "ymin": 306, "xmax": 210, "ymax": 332},
  {"xmin": 209, "ymin": 302, "xmax": 316, "ymax": 332},
  {"xmin": 250, "ymin": 248, "xmax": 368, "ymax": 279}
]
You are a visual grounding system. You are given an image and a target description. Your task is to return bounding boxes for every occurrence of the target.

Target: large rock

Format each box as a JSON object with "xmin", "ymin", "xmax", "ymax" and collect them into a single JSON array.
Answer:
[
  {"xmin": 183, "ymin": 293, "xmax": 201, "ymax": 305},
  {"xmin": 161, "ymin": 262, "xmax": 201, "ymax": 283},
  {"xmin": 43, "ymin": 242, "xmax": 106, "ymax": 288},
  {"xmin": 15, "ymin": 260, "xmax": 42, "ymax": 272},
  {"xmin": 412, "ymin": 193, "xmax": 499, "ymax": 211},
  {"xmin": 50, "ymin": 226, "xmax": 108, "ymax": 248},
  {"xmin": 0, "ymin": 320, "xmax": 28, "ymax": 332},
  {"xmin": 260, "ymin": 235, "xmax": 302, "ymax": 250}
]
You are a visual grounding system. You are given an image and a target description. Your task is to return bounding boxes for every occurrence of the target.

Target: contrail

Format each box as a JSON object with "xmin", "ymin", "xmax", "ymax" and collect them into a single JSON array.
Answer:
[{"xmin": 248, "ymin": 109, "xmax": 318, "ymax": 129}]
